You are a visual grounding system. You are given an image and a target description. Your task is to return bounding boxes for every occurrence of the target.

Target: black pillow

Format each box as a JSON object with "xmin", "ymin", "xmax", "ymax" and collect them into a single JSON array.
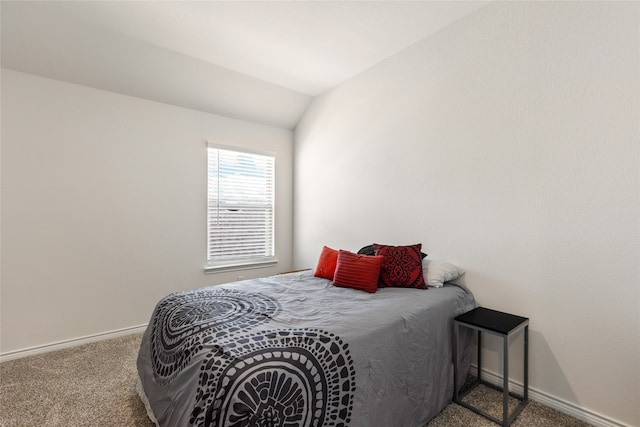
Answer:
[
  {"xmin": 358, "ymin": 244, "xmax": 427, "ymax": 259},
  {"xmin": 357, "ymin": 245, "xmax": 376, "ymax": 256}
]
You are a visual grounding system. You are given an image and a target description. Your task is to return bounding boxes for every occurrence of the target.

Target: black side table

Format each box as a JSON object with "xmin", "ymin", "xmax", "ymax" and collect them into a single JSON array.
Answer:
[{"xmin": 453, "ymin": 307, "xmax": 529, "ymax": 427}]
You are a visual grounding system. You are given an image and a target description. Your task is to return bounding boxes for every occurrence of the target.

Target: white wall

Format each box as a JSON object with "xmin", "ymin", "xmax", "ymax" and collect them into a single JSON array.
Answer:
[
  {"xmin": 1, "ymin": 69, "xmax": 293, "ymax": 354},
  {"xmin": 1, "ymin": 2, "xmax": 311, "ymax": 130},
  {"xmin": 294, "ymin": 2, "xmax": 639, "ymax": 426}
]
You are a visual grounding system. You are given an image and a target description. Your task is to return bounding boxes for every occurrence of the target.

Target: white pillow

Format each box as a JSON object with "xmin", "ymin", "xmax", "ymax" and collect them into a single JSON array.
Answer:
[{"xmin": 422, "ymin": 259, "xmax": 465, "ymax": 288}]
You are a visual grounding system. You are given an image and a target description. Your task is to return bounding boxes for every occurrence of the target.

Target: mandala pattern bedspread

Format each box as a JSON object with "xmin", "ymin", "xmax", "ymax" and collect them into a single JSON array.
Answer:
[{"xmin": 136, "ymin": 270, "xmax": 475, "ymax": 427}]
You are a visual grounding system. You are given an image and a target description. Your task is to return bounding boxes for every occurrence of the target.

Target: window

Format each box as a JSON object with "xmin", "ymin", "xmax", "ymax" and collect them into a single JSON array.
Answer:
[{"xmin": 206, "ymin": 144, "xmax": 276, "ymax": 271}]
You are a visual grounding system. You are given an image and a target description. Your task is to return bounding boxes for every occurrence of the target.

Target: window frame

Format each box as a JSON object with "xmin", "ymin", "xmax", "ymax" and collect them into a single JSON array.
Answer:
[{"xmin": 204, "ymin": 143, "xmax": 278, "ymax": 274}]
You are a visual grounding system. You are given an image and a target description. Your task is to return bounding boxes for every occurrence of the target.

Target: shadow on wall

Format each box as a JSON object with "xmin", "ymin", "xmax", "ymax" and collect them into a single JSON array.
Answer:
[
  {"xmin": 528, "ymin": 330, "xmax": 581, "ymax": 406},
  {"xmin": 469, "ymin": 327, "xmax": 580, "ymax": 412}
]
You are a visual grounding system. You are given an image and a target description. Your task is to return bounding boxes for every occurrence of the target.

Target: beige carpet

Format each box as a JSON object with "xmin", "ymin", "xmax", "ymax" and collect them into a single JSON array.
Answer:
[{"xmin": 0, "ymin": 333, "xmax": 591, "ymax": 427}]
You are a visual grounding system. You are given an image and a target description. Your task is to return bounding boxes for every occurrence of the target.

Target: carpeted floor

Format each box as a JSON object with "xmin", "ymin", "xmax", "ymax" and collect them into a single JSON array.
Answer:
[{"xmin": 0, "ymin": 333, "xmax": 591, "ymax": 427}]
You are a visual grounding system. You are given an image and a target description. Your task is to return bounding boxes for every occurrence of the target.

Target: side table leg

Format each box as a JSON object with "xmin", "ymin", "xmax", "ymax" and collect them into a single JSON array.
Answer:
[
  {"xmin": 524, "ymin": 325, "xmax": 529, "ymax": 401},
  {"xmin": 503, "ymin": 335, "xmax": 509, "ymax": 427},
  {"xmin": 453, "ymin": 322, "xmax": 459, "ymax": 402},
  {"xmin": 477, "ymin": 330, "xmax": 482, "ymax": 383}
]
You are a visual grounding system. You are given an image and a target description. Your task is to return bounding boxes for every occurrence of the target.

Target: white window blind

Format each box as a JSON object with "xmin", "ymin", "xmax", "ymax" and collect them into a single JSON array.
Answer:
[{"xmin": 207, "ymin": 145, "xmax": 276, "ymax": 270}]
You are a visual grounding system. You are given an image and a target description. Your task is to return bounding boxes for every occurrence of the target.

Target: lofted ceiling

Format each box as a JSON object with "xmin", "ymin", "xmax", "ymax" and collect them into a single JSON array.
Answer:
[{"xmin": 1, "ymin": 1, "xmax": 489, "ymax": 129}]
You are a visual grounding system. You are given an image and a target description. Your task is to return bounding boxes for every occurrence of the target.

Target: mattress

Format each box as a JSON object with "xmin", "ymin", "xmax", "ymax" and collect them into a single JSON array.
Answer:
[{"xmin": 136, "ymin": 270, "xmax": 475, "ymax": 427}]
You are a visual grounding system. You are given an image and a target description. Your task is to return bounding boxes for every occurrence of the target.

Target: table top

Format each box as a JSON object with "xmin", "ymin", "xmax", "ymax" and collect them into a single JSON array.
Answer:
[{"xmin": 455, "ymin": 307, "xmax": 528, "ymax": 335}]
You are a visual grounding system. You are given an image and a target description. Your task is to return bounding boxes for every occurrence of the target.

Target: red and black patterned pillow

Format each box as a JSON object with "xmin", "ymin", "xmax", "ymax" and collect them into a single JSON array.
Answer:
[{"xmin": 373, "ymin": 243, "xmax": 427, "ymax": 289}]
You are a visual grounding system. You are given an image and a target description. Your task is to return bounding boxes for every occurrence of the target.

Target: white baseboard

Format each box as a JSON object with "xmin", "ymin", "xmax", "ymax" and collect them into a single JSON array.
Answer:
[
  {"xmin": 469, "ymin": 365, "xmax": 633, "ymax": 427},
  {"xmin": 0, "ymin": 324, "xmax": 148, "ymax": 363}
]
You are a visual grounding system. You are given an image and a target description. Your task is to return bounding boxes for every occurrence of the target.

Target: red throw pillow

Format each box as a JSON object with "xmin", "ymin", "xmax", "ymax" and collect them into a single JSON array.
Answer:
[
  {"xmin": 332, "ymin": 250, "xmax": 383, "ymax": 293},
  {"xmin": 373, "ymin": 243, "xmax": 427, "ymax": 289},
  {"xmin": 314, "ymin": 246, "xmax": 339, "ymax": 280}
]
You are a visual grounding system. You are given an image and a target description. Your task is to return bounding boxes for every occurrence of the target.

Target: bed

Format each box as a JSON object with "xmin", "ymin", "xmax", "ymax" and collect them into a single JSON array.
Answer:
[{"xmin": 136, "ymin": 269, "xmax": 475, "ymax": 427}]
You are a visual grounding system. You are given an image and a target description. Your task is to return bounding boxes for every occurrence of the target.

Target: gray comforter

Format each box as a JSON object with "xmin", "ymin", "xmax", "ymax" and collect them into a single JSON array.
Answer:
[{"xmin": 137, "ymin": 270, "xmax": 475, "ymax": 427}]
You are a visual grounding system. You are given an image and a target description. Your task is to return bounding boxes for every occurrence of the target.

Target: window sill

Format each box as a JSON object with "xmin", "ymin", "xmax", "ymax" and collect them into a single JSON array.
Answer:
[{"xmin": 204, "ymin": 259, "xmax": 279, "ymax": 274}]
